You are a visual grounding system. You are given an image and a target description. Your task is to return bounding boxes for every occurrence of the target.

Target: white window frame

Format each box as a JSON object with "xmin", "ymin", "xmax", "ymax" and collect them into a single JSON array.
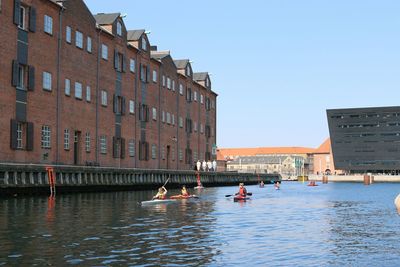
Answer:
[
  {"xmin": 172, "ymin": 80, "xmax": 175, "ymax": 91},
  {"xmin": 129, "ymin": 100, "xmax": 135, "ymax": 114},
  {"xmin": 85, "ymin": 132, "xmax": 90, "ymax": 152},
  {"xmin": 166, "ymin": 112, "xmax": 171, "ymax": 124},
  {"xmin": 42, "ymin": 72, "xmax": 52, "ymax": 91},
  {"xmin": 75, "ymin": 31, "xmax": 83, "ymax": 48},
  {"xmin": 201, "ymin": 94, "xmax": 204, "ymax": 104},
  {"xmin": 179, "ymin": 149, "xmax": 183, "ymax": 161},
  {"xmin": 17, "ymin": 123, "xmax": 23, "ymax": 149},
  {"xmin": 129, "ymin": 140, "xmax": 135, "ymax": 157},
  {"xmin": 100, "ymin": 136, "xmax": 107, "ymax": 154},
  {"xmin": 167, "ymin": 77, "xmax": 171, "ymax": 89},
  {"xmin": 44, "ymin": 15, "xmax": 53, "ymax": 35},
  {"xmin": 194, "ymin": 91, "xmax": 198, "ymax": 102},
  {"xmin": 66, "ymin": 26, "xmax": 72, "ymax": 43},
  {"xmin": 117, "ymin": 21, "xmax": 122, "ymax": 36},
  {"xmin": 151, "ymin": 144, "xmax": 156, "ymax": 159},
  {"xmin": 74, "ymin": 82, "xmax": 82, "ymax": 99},
  {"xmin": 86, "ymin": 86, "xmax": 91, "ymax": 102},
  {"xmin": 162, "ymin": 75, "xmax": 165, "ymax": 87},
  {"xmin": 87, "ymin": 37, "xmax": 92, "ymax": 53},
  {"xmin": 141, "ymin": 37, "xmax": 147, "ymax": 51},
  {"xmin": 18, "ymin": 6, "xmax": 26, "ymax": 30},
  {"xmin": 101, "ymin": 90, "xmax": 107, "ymax": 106},
  {"xmin": 101, "ymin": 44, "xmax": 108, "ymax": 60},
  {"xmin": 17, "ymin": 65, "xmax": 25, "ymax": 90},
  {"xmin": 65, "ymin": 79, "xmax": 70, "ymax": 96},
  {"xmin": 162, "ymin": 111, "xmax": 165, "ymax": 123},
  {"xmin": 172, "ymin": 114, "xmax": 175, "ymax": 125},
  {"xmin": 41, "ymin": 125, "xmax": 51, "ymax": 148},
  {"xmin": 152, "ymin": 107, "xmax": 157, "ymax": 120},
  {"xmin": 152, "ymin": 70, "xmax": 157, "ymax": 83},
  {"xmin": 179, "ymin": 117, "xmax": 183, "ymax": 128},
  {"xmin": 130, "ymin": 59, "xmax": 135, "ymax": 73},
  {"xmin": 64, "ymin": 129, "xmax": 70, "ymax": 150},
  {"xmin": 179, "ymin": 84, "xmax": 183, "ymax": 95}
]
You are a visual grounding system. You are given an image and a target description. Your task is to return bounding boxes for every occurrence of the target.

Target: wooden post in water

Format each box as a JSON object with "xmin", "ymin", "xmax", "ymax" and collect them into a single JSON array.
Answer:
[{"xmin": 363, "ymin": 174, "xmax": 370, "ymax": 185}]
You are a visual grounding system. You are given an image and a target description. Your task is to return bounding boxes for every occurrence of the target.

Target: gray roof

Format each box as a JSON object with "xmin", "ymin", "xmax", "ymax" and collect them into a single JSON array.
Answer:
[
  {"xmin": 174, "ymin": 59, "xmax": 189, "ymax": 69},
  {"xmin": 150, "ymin": 51, "xmax": 170, "ymax": 60},
  {"xmin": 193, "ymin": 72, "xmax": 208, "ymax": 81},
  {"xmin": 93, "ymin": 13, "xmax": 120, "ymax": 25},
  {"xmin": 127, "ymin": 30, "xmax": 145, "ymax": 41}
]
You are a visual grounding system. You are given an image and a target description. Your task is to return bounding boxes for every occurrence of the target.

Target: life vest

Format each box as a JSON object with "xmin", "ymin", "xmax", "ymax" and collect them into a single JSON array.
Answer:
[
  {"xmin": 239, "ymin": 187, "xmax": 246, "ymax": 196},
  {"xmin": 181, "ymin": 189, "xmax": 189, "ymax": 196}
]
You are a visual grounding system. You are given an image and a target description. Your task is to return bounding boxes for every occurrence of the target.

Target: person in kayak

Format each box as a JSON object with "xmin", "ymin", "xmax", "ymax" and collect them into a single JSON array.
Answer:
[
  {"xmin": 181, "ymin": 185, "xmax": 190, "ymax": 197},
  {"xmin": 152, "ymin": 186, "xmax": 167, "ymax": 200},
  {"xmin": 236, "ymin": 183, "xmax": 247, "ymax": 197}
]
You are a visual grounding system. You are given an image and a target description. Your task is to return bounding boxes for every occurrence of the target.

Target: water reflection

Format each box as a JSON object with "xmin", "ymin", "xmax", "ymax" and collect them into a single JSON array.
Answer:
[{"xmin": 0, "ymin": 184, "xmax": 400, "ymax": 266}]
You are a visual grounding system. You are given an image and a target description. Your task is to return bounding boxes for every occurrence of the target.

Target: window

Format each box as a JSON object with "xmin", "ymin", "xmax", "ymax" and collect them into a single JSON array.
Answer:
[
  {"xmin": 167, "ymin": 77, "xmax": 171, "ymax": 89},
  {"xmin": 18, "ymin": 6, "xmax": 26, "ymax": 29},
  {"xmin": 87, "ymin": 37, "xmax": 92, "ymax": 53},
  {"xmin": 179, "ymin": 149, "xmax": 183, "ymax": 161},
  {"xmin": 141, "ymin": 37, "xmax": 147, "ymax": 51},
  {"xmin": 85, "ymin": 132, "xmax": 90, "ymax": 152},
  {"xmin": 161, "ymin": 147, "xmax": 165, "ymax": 160},
  {"xmin": 172, "ymin": 80, "xmax": 175, "ymax": 91},
  {"xmin": 179, "ymin": 84, "xmax": 183, "ymax": 95},
  {"xmin": 212, "ymin": 100, "xmax": 215, "ymax": 109},
  {"xmin": 179, "ymin": 117, "xmax": 183, "ymax": 128},
  {"xmin": 74, "ymin": 82, "xmax": 82, "ymax": 99},
  {"xmin": 140, "ymin": 65, "xmax": 148, "ymax": 82},
  {"xmin": 44, "ymin": 15, "xmax": 53, "ymax": 35},
  {"xmin": 130, "ymin": 59, "xmax": 135, "ymax": 73},
  {"xmin": 194, "ymin": 122, "xmax": 198, "ymax": 132},
  {"xmin": 17, "ymin": 123, "xmax": 23, "ymax": 149},
  {"xmin": 162, "ymin": 75, "xmax": 165, "ymax": 87},
  {"xmin": 42, "ymin": 72, "xmax": 52, "ymax": 91},
  {"xmin": 117, "ymin": 21, "xmax": 122, "ymax": 36},
  {"xmin": 129, "ymin": 140, "xmax": 135, "ymax": 157},
  {"xmin": 152, "ymin": 70, "xmax": 157, "ymax": 83},
  {"xmin": 16, "ymin": 64, "xmax": 25, "ymax": 89},
  {"xmin": 166, "ymin": 112, "xmax": 171, "ymax": 124},
  {"xmin": 65, "ymin": 79, "xmax": 70, "ymax": 96},
  {"xmin": 194, "ymin": 91, "xmax": 198, "ymax": 102},
  {"xmin": 102, "ymin": 44, "xmax": 108, "ymax": 60},
  {"xmin": 151, "ymin": 144, "xmax": 157, "ymax": 159},
  {"xmin": 86, "ymin": 86, "xmax": 91, "ymax": 102},
  {"xmin": 171, "ymin": 148, "xmax": 175, "ymax": 161},
  {"xmin": 200, "ymin": 94, "xmax": 204, "ymax": 104},
  {"xmin": 152, "ymin": 107, "xmax": 157, "ymax": 120},
  {"xmin": 41, "ymin": 125, "xmax": 51, "ymax": 148},
  {"xmin": 66, "ymin": 26, "xmax": 72, "ymax": 43},
  {"xmin": 101, "ymin": 90, "xmax": 107, "ymax": 106},
  {"xmin": 172, "ymin": 114, "xmax": 175, "ymax": 125},
  {"xmin": 200, "ymin": 123, "xmax": 204, "ymax": 133},
  {"xmin": 100, "ymin": 136, "xmax": 107, "ymax": 154},
  {"xmin": 129, "ymin": 100, "xmax": 135, "ymax": 114},
  {"xmin": 64, "ymin": 129, "xmax": 70, "ymax": 150},
  {"xmin": 162, "ymin": 111, "xmax": 165, "ymax": 123},
  {"xmin": 75, "ymin": 31, "xmax": 83, "ymax": 48},
  {"xmin": 186, "ymin": 65, "xmax": 191, "ymax": 76}
]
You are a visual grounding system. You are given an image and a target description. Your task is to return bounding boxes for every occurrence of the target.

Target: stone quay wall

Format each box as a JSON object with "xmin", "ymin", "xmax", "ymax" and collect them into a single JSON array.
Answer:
[{"xmin": 0, "ymin": 164, "xmax": 280, "ymax": 195}]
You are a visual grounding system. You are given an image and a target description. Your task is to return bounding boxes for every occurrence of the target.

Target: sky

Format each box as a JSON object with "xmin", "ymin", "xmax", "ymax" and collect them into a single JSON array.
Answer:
[{"xmin": 84, "ymin": 0, "xmax": 400, "ymax": 149}]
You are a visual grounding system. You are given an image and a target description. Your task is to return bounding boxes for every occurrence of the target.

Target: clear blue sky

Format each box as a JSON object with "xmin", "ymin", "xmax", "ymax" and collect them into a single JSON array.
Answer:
[{"xmin": 84, "ymin": 0, "xmax": 400, "ymax": 149}]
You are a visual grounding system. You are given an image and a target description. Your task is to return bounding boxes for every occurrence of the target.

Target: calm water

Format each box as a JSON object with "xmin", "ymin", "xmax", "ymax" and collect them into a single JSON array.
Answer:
[{"xmin": 1, "ymin": 182, "xmax": 400, "ymax": 266}]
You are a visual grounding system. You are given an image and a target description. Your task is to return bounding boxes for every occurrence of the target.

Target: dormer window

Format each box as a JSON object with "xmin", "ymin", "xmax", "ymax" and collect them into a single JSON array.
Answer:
[
  {"xmin": 141, "ymin": 37, "xmax": 147, "ymax": 51},
  {"xmin": 116, "ymin": 21, "xmax": 122, "ymax": 36},
  {"xmin": 186, "ymin": 65, "xmax": 191, "ymax": 76},
  {"xmin": 206, "ymin": 77, "xmax": 210, "ymax": 87}
]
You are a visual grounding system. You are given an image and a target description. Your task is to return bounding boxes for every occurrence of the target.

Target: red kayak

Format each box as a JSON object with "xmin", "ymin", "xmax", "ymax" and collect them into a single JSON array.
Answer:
[
  {"xmin": 233, "ymin": 195, "xmax": 250, "ymax": 202},
  {"xmin": 170, "ymin": 195, "xmax": 198, "ymax": 199}
]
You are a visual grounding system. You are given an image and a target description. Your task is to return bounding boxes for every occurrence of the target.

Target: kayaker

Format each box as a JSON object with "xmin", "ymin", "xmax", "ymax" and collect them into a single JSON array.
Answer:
[
  {"xmin": 274, "ymin": 181, "xmax": 281, "ymax": 189},
  {"xmin": 260, "ymin": 181, "xmax": 264, "ymax": 187},
  {"xmin": 152, "ymin": 186, "xmax": 167, "ymax": 200},
  {"xmin": 236, "ymin": 183, "xmax": 247, "ymax": 197},
  {"xmin": 181, "ymin": 185, "xmax": 190, "ymax": 196}
]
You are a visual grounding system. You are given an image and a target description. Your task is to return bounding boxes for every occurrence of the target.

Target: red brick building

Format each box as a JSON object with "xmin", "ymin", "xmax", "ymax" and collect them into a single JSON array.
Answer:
[{"xmin": 0, "ymin": 0, "xmax": 217, "ymax": 170}]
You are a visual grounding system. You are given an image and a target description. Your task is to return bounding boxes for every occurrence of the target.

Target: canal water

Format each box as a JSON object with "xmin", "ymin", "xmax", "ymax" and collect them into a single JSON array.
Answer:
[{"xmin": 0, "ymin": 182, "xmax": 400, "ymax": 266}]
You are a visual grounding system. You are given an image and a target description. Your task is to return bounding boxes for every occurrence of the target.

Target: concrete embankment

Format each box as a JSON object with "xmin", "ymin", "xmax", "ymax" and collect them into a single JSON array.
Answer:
[
  {"xmin": 0, "ymin": 164, "xmax": 280, "ymax": 196},
  {"xmin": 308, "ymin": 174, "xmax": 400, "ymax": 182}
]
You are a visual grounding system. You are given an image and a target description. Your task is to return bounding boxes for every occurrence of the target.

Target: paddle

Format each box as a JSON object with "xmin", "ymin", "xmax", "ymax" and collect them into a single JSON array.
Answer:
[
  {"xmin": 150, "ymin": 177, "xmax": 170, "ymax": 200},
  {"xmin": 225, "ymin": 192, "xmax": 252, "ymax": 197}
]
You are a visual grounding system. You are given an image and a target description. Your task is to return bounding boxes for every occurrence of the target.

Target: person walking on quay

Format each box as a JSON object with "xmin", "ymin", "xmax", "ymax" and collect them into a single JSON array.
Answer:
[
  {"xmin": 196, "ymin": 160, "xmax": 201, "ymax": 172},
  {"xmin": 212, "ymin": 160, "xmax": 217, "ymax": 171},
  {"xmin": 207, "ymin": 160, "xmax": 212, "ymax": 171},
  {"xmin": 152, "ymin": 186, "xmax": 168, "ymax": 200},
  {"xmin": 202, "ymin": 160, "xmax": 207, "ymax": 171}
]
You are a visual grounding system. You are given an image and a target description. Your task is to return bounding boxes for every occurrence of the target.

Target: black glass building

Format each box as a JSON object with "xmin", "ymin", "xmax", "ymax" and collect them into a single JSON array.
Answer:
[{"xmin": 327, "ymin": 106, "xmax": 400, "ymax": 173}]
